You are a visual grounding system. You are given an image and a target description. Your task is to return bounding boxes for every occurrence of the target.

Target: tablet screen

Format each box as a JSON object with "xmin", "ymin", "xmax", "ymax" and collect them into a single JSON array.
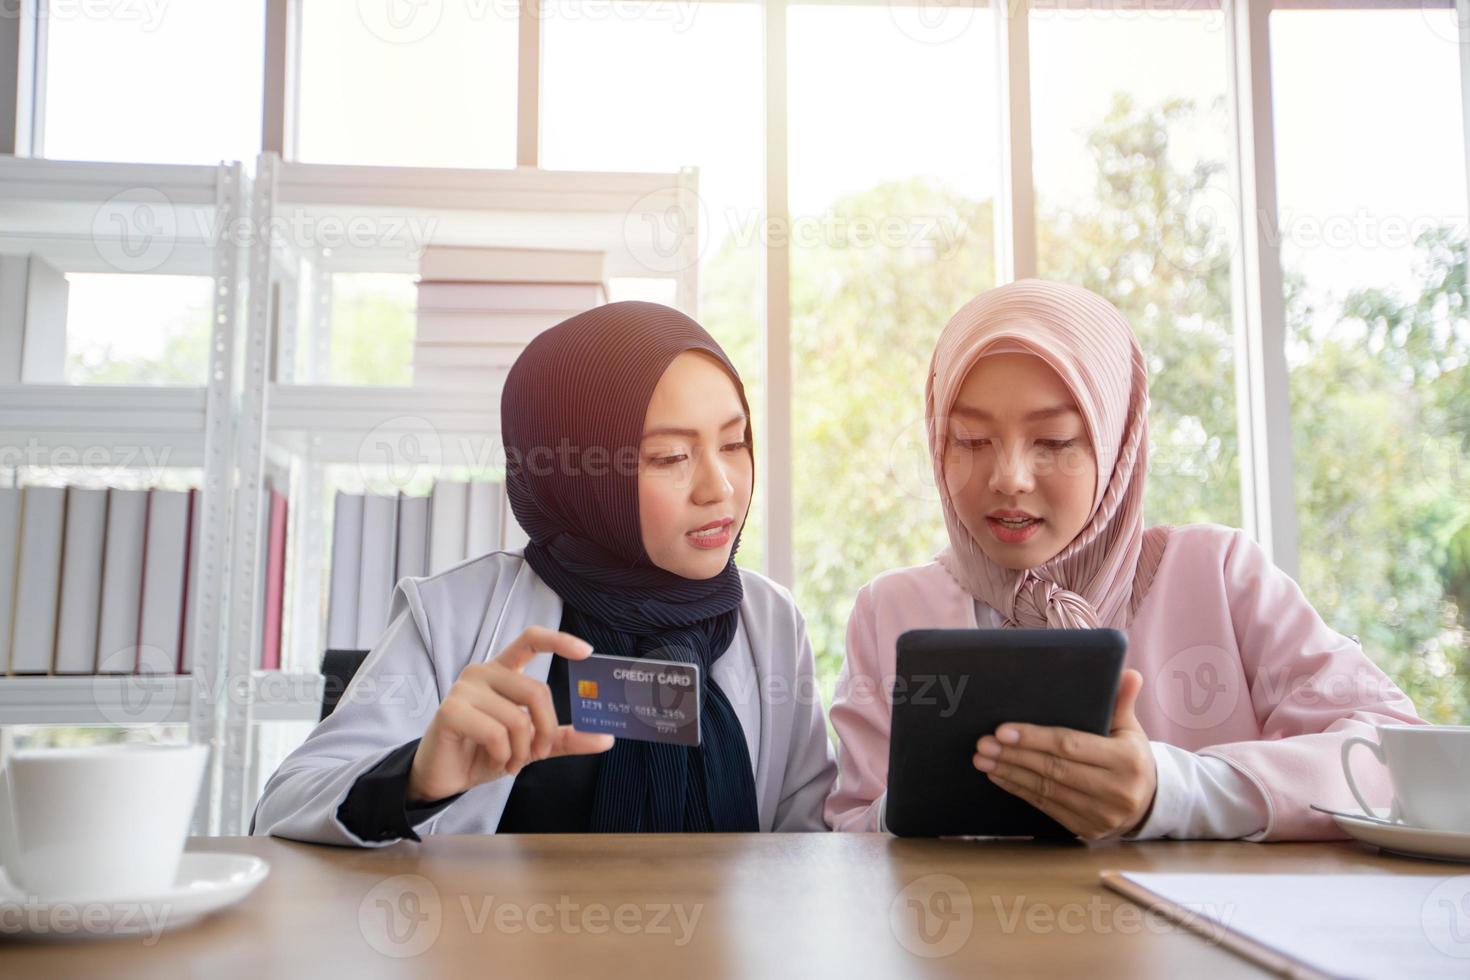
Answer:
[{"xmin": 885, "ymin": 628, "xmax": 1126, "ymax": 838}]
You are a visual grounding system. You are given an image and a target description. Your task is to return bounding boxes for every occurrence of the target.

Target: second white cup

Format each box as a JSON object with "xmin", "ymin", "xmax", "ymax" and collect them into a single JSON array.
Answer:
[{"xmin": 1341, "ymin": 724, "xmax": 1470, "ymax": 833}]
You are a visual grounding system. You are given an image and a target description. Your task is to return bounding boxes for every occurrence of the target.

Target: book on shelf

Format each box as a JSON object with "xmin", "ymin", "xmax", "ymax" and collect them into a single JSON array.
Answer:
[
  {"xmin": 0, "ymin": 481, "xmax": 204, "ymax": 678},
  {"xmin": 253, "ymin": 481, "xmax": 270, "ymax": 667},
  {"xmin": 355, "ymin": 492, "xmax": 399, "ymax": 649},
  {"xmin": 95, "ymin": 488, "xmax": 148, "ymax": 674},
  {"xmin": 53, "ymin": 487, "xmax": 107, "ymax": 674},
  {"xmin": 412, "ymin": 344, "xmax": 522, "ymax": 370},
  {"xmin": 427, "ymin": 480, "xmax": 469, "ymax": 575},
  {"xmin": 503, "ymin": 498, "xmax": 530, "ymax": 552},
  {"xmin": 414, "ymin": 307, "xmax": 588, "ymax": 345},
  {"xmin": 322, "ymin": 482, "xmax": 517, "ymax": 654},
  {"xmin": 411, "ymin": 365, "xmax": 517, "ymax": 390},
  {"xmin": 418, "ymin": 246, "xmax": 608, "ymax": 287},
  {"xmin": 0, "ymin": 488, "xmax": 20, "ymax": 673},
  {"xmin": 260, "ymin": 487, "xmax": 288, "ymax": 671},
  {"xmin": 411, "ymin": 255, "xmax": 610, "ymax": 389},
  {"xmin": 466, "ymin": 480, "xmax": 504, "ymax": 557},
  {"xmin": 0, "ymin": 262, "xmax": 19, "ymax": 380},
  {"xmin": 136, "ymin": 488, "xmax": 193, "ymax": 675},
  {"xmin": 178, "ymin": 489, "xmax": 202, "ymax": 674},
  {"xmin": 416, "ymin": 281, "xmax": 607, "ymax": 314},
  {"xmin": 326, "ymin": 491, "xmax": 364, "ymax": 651},
  {"xmin": 9, "ymin": 486, "xmax": 65, "ymax": 674},
  {"xmin": 396, "ymin": 493, "xmax": 430, "ymax": 583},
  {"xmin": 0, "ymin": 254, "xmax": 69, "ymax": 384}
]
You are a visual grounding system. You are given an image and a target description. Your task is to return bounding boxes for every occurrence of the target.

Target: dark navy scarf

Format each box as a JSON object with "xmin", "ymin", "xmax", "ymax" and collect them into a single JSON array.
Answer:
[{"xmin": 500, "ymin": 301, "xmax": 759, "ymax": 832}]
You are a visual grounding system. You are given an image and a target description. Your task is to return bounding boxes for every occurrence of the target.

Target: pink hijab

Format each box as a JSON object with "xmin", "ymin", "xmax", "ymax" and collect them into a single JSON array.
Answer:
[{"xmin": 926, "ymin": 278, "xmax": 1169, "ymax": 630}]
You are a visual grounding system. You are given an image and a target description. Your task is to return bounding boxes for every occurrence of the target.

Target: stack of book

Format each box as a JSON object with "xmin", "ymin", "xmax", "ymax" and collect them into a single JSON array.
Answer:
[
  {"xmin": 325, "ymin": 480, "xmax": 528, "ymax": 651},
  {"xmin": 412, "ymin": 246, "xmax": 609, "ymax": 389},
  {"xmin": 0, "ymin": 484, "xmax": 201, "ymax": 675}
]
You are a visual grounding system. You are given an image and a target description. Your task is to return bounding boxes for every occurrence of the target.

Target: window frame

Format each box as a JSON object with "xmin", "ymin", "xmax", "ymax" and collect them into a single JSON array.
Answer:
[{"xmin": 8, "ymin": 0, "xmax": 1468, "ymax": 583}]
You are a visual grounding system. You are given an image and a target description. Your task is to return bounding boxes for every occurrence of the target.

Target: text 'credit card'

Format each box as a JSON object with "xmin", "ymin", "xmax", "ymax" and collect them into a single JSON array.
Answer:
[{"xmin": 566, "ymin": 653, "xmax": 701, "ymax": 746}]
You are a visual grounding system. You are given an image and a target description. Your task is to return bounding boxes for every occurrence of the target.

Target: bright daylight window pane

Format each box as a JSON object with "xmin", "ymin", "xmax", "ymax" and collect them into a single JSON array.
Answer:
[
  {"xmin": 297, "ymin": 0, "xmax": 517, "ymax": 168},
  {"xmin": 42, "ymin": 0, "xmax": 264, "ymax": 164},
  {"xmin": 541, "ymin": 0, "xmax": 768, "ymax": 571},
  {"xmin": 1272, "ymin": 9, "xmax": 1470, "ymax": 721},
  {"xmin": 789, "ymin": 4, "xmax": 999, "ymax": 679},
  {"xmin": 65, "ymin": 274, "xmax": 212, "ymax": 385},
  {"xmin": 328, "ymin": 273, "xmax": 417, "ymax": 386},
  {"xmin": 1030, "ymin": 3, "xmax": 1241, "ymax": 529}
]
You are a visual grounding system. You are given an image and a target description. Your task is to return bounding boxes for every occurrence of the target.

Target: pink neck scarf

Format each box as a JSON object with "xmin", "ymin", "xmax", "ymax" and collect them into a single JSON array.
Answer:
[{"xmin": 926, "ymin": 278, "xmax": 1159, "ymax": 630}]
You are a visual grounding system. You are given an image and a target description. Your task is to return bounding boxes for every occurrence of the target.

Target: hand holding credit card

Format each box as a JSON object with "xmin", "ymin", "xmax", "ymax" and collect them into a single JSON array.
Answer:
[
  {"xmin": 568, "ymin": 653, "xmax": 702, "ymax": 746},
  {"xmin": 408, "ymin": 627, "xmax": 616, "ymax": 804}
]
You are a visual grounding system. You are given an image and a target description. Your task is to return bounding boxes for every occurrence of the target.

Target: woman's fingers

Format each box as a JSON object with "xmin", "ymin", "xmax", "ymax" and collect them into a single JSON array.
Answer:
[
  {"xmin": 458, "ymin": 677, "xmax": 615, "ymax": 766},
  {"xmin": 980, "ymin": 757, "xmax": 1104, "ymax": 819},
  {"xmin": 441, "ymin": 636, "xmax": 613, "ymax": 777},
  {"xmin": 439, "ymin": 698, "xmax": 512, "ymax": 774},
  {"xmin": 974, "ymin": 743, "xmax": 1113, "ymax": 796},
  {"xmin": 974, "ymin": 718, "xmax": 1157, "ymax": 839},
  {"xmin": 486, "ymin": 669, "xmax": 560, "ymax": 759},
  {"xmin": 1110, "ymin": 669, "xmax": 1146, "ymax": 735},
  {"xmin": 549, "ymin": 724, "xmax": 616, "ymax": 758},
  {"xmin": 987, "ymin": 723, "xmax": 1115, "ymax": 767},
  {"xmin": 446, "ymin": 676, "xmax": 535, "ymax": 773},
  {"xmin": 494, "ymin": 627, "xmax": 594, "ymax": 672},
  {"xmin": 976, "ymin": 733, "xmax": 1156, "ymax": 838},
  {"xmin": 986, "ymin": 772, "xmax": 1102, "ymax": 839},
  {"xmin": 474, "ymin": 693, "xmax": 536, "ymax": 774}
]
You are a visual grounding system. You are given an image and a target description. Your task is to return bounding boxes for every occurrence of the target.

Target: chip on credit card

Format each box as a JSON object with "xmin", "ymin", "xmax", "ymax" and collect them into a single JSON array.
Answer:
[{"xmin": 566, "ymin": 653, "xmax": 701, "ymax": 746}]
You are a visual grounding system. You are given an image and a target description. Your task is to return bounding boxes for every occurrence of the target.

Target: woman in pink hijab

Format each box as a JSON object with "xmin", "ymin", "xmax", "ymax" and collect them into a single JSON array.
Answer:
[{"xmin": 824, "ymin": 278, "xmax": 1424, "ymax": 841}]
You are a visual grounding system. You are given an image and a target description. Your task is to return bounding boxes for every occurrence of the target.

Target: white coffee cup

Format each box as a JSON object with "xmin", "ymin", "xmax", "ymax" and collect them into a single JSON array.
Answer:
[
  {"xmin": 0, "ymin": 742, "xmax": 208, "ymax": 901},
  {"xmin": 1341, "ymin": 724, "xmax": 1470, "ymax": 832}
]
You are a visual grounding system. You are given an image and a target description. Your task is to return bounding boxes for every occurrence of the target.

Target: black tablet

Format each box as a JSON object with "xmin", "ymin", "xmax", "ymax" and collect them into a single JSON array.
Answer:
[{"xmin": 885, "ymin": 628, "xmax": 1127, "ymax": 839}]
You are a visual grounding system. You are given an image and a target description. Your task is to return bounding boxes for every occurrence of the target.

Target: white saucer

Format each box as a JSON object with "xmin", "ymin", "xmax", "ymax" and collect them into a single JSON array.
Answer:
[
  {"xmin": 0, "ymin": 852, "xmax": 270, "ymax": 940},
  {"xmin": 1333, "ymin": 806, "xmax": 1470, "ymax": 863}
]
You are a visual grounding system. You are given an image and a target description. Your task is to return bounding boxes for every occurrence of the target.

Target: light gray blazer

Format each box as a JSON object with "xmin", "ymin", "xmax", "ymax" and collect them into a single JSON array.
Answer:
[{"xmin": 251, "ymin": 550, "xmax": 837, "ymax": 846}]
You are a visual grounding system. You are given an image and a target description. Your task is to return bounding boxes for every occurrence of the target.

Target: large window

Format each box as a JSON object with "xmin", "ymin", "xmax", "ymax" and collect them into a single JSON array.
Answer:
[
  {"xmin": 17, "ymin": 0, "xmax": 1470, "ymax": 718},
  {"xmin": 1272, "ymin": 8, "xmax": 1470, "ymax": 721},
  {"xmin": 541, "ymin": 0, "xmax": 767, "ymax": 568},
  {"xmin": 41, "ymin": 0, "xmax": 264, "ymax": 163},
  {"xmin": 1031, "ymin": 6, "xmax": 1241, "ymax": 530},
  {"xmin": 788, "ymin": 4, "xmax": 999, "ymax": 674},
  {"xmin": 296, "ymin": 0, "xmax": 518, "ymax": 168}
]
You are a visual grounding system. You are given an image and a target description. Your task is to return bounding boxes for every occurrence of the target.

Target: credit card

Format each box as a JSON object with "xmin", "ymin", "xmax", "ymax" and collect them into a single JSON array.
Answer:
[{"xmin": 566, "ymin": 653, "xmax": 701, "ymax": 746}]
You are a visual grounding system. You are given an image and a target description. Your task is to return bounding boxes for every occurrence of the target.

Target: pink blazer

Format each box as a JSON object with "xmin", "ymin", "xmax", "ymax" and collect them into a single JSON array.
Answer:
[{"xmin": 824, "ymin": 523, "xmax": 1425, "ymax": 839}]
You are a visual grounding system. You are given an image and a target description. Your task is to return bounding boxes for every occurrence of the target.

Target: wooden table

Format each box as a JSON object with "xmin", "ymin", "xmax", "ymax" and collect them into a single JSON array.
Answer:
[{"xmin": 0, "ymin": 833, "xmax": 1450, "ymax": 978}]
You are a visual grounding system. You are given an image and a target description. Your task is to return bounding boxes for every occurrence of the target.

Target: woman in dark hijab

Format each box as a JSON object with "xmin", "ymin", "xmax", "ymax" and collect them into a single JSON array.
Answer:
[{"xmin": 252, "ymin": 302, "xmax": 836, "ymax": 845}]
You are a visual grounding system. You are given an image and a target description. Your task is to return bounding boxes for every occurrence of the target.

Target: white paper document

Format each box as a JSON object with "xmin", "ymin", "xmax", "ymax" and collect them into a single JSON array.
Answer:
[{"xmin": 1106, "ymin": 872, "xmax": 1470, "ymax": 979}]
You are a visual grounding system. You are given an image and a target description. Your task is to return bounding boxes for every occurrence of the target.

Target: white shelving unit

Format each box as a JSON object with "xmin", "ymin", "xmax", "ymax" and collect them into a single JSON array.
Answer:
[
  {"xmin": 0, "ymin": 158, "xmax": 229, "ymax": 277},
  {"xmin": 0, "ymin": 384, "xmax": 210, "ymax": 465},
  {"xmin": 0, "ymin": 672, "xmax": 324, "ymax": 726},
  {"xmin": 0, "ymin": 157, "xmax": 250, "ymax": 834},
  {"xmin": 0, "ymin": 154, "xmax": 702, "ymax": 836},
  {"xmin": 214, "ymin": 153, "xmax": 702, "ymax": 834}
]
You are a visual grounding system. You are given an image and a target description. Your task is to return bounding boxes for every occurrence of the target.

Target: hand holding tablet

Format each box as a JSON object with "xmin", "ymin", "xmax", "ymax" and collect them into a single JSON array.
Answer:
[
  {"xmin": 885, "ymin": 628, "xmax": 1145, "ymax": 839},
  {"xmin": 974, "ymin": 666, "xmax": 1157, "ymax": 840}
]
